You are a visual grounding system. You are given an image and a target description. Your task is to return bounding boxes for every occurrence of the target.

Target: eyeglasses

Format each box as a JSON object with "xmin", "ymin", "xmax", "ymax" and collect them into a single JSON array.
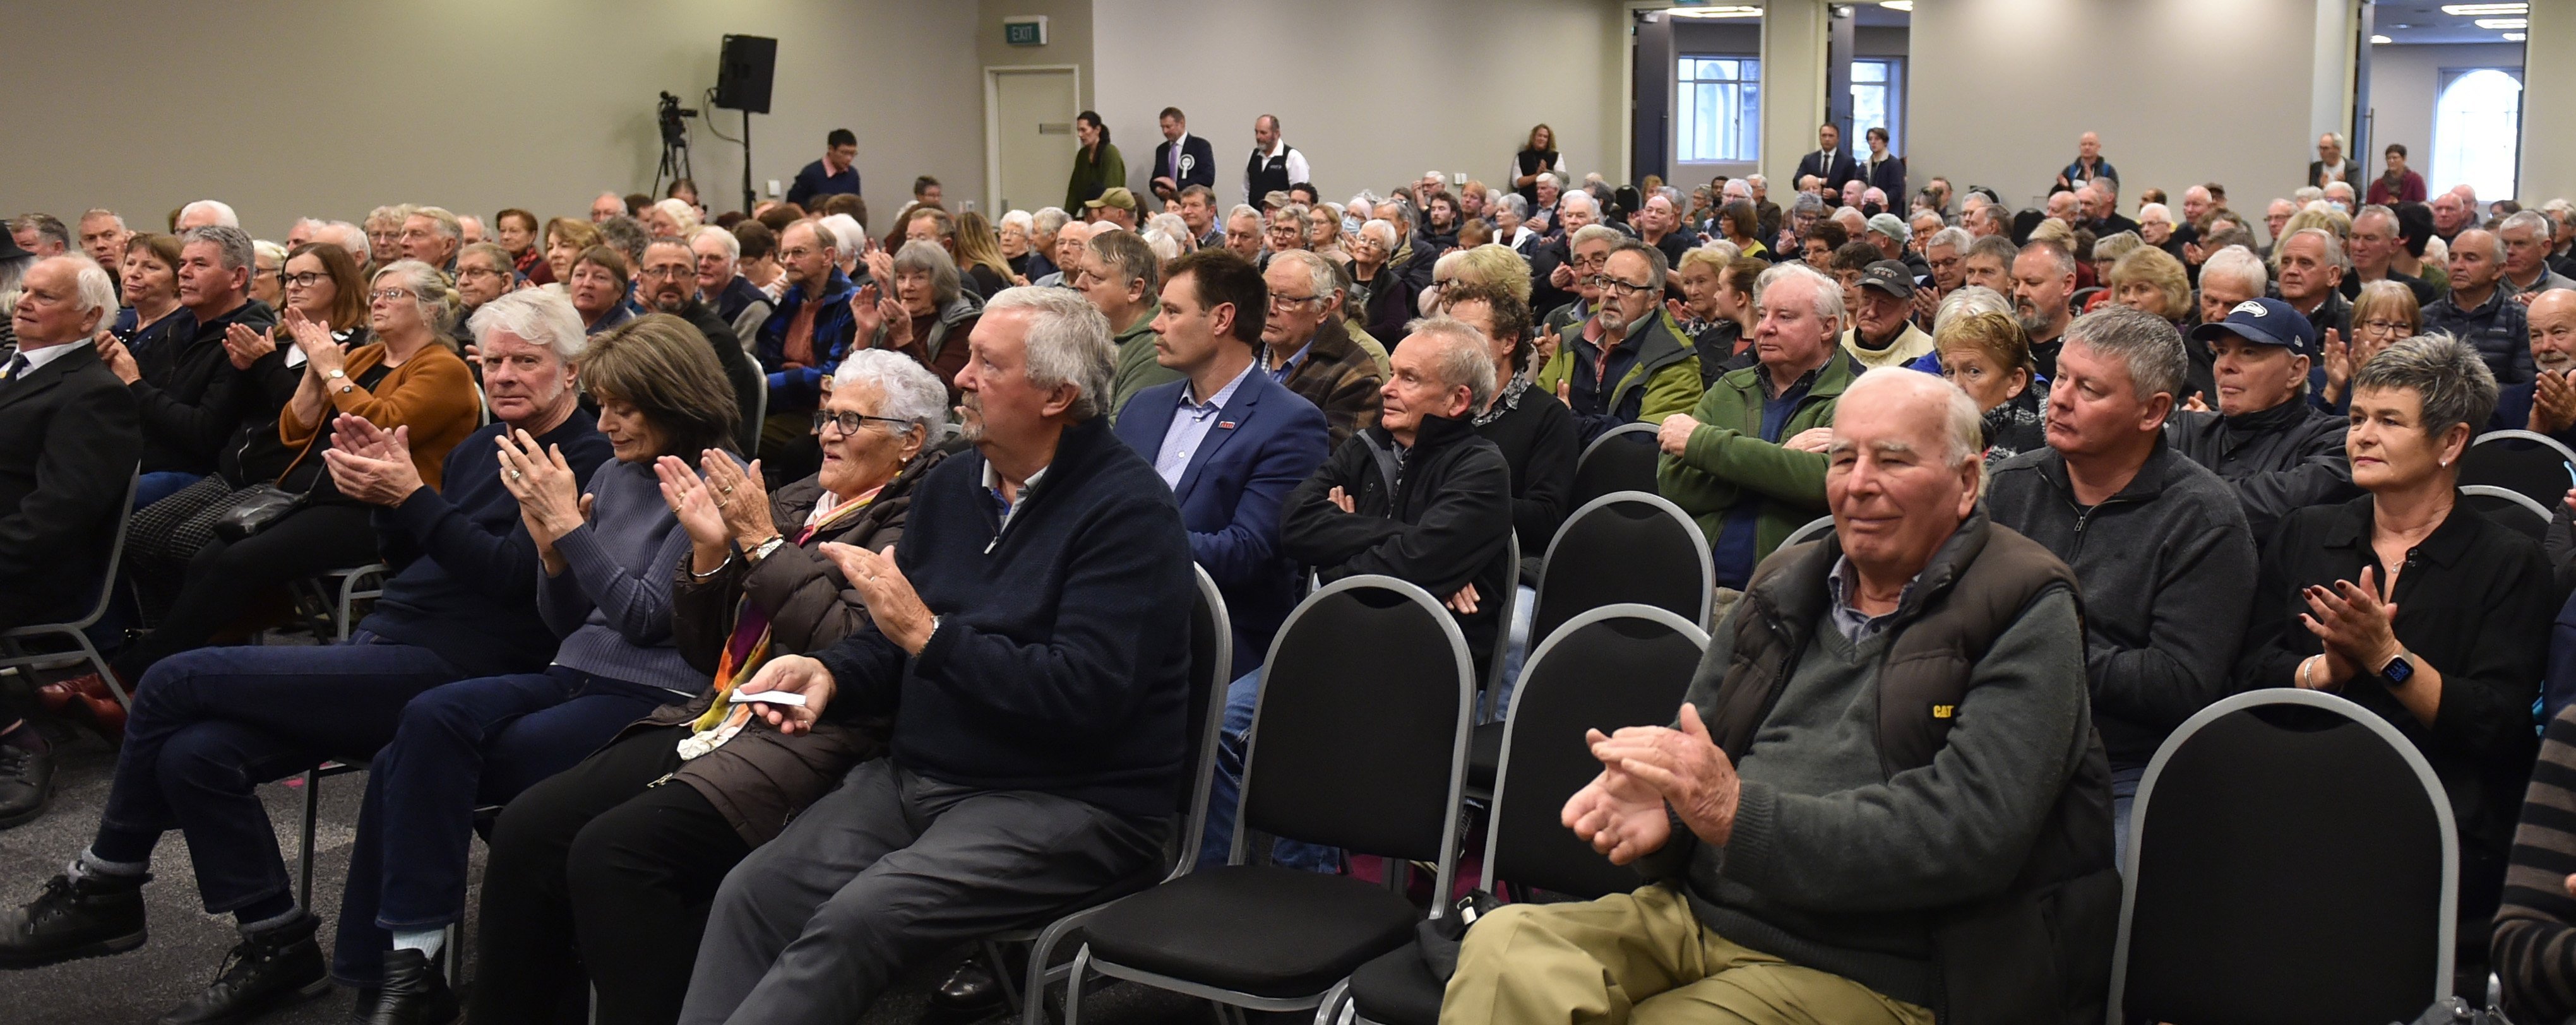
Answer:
[
  {"xmin": 1585, "ymin": 275, "xmax": 1655, "ymax": 297},
  {"xmin": 777, "ymin": 247, "xmax": 818, "ymax": 261},
  {"xmin": 811, "ymin": 410, "xmax": 912, "ymax": 435},
  {"xmin": 2358, "ymin": 319, "xmax": 2412, "ymax": 336},
  {"xmin": 638, "ymin": 265, "xmax": 693, "ymax": 280},
  {"xmin": 1268, "ymin": 293, "xmax": 1322, "ymax": 311},
  {"xmin": 369, "ymin": 288, "xmax": 415, "ymax": 303},
  {"xmin": 456, "ymin": 266, "xmax": 508, "ymax": 280},
  {"xmin": 285, "ymin": 272, "xmax": 330, "ymax": 289}
]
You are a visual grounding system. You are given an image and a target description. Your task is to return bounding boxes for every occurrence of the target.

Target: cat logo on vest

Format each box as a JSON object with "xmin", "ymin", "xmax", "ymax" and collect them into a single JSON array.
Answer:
[{"xmin": 1931, "ymin": 704, "xmax": 1956, "ymax": 720}]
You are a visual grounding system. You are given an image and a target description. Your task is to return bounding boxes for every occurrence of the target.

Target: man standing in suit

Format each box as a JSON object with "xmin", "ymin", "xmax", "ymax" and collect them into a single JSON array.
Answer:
[
  {"xmin": 1116, "ymin": 247, "xmax": 1330, "ymax": 869},
  {"xmin": 2309, "ymin": 132, "xmax": 2360, "ymax": 189},
  {"xmin": 0, "ymin": 254, "xmax": 143, "ymax": 827},
  {"xmin": 1792, "ymin": 123, "xmax": 1859, "ymax": 196},
  {"xmin": 1150, "ymin": 107, "xmax": 1217, "ymax": 210}
]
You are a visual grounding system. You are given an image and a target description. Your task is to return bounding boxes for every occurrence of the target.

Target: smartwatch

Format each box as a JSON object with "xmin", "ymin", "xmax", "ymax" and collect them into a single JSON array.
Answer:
[{"xmin": 2379, "ymin": 651, "xmax": 2414, "ymax": 687}]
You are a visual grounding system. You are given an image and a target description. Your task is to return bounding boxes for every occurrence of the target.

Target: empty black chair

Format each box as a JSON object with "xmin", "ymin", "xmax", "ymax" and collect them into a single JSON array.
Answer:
[
  {"xmin": 1060, "ymin": 576, "xmax": 1476, "ymax": 1024},
  {"xmin": 2462, "ymin": 485, "xmax": 2551, "ymax": 542},
  {"xmin": 2461, "ymin": 429, "xmax": 2576, "ymax": 511},
  {"xmin": 1332, "ymin": 605, "xmax": 1709, "ymax": 1025},
  {"xmin": 1469, "ymin": 493, "xmax": 1708, "ymax": 791},
  {"xmin": 2111, "ymin": 689, "xmax": 2459, "ymax": 1025},
  {"xmin": 998, "ymin": 564, "xmax": 1235, "ymax": 1022},
  {"xmin": 1570, "ymin": 422, "xmax": 1661, "ymax": 509}
]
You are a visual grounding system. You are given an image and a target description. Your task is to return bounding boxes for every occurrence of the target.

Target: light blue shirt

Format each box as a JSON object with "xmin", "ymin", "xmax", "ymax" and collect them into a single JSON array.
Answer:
[
  {"xmin": 1154, "ymin": 360, "xmax": 1257, "ymax": 488},
  {"xmin": 1264, "ymin": 339, "xmax": 1315, "ymax": 385}
]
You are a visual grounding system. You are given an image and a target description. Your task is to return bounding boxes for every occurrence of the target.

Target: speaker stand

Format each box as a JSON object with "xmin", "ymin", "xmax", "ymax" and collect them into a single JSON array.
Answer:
[{"xmin": 739, "ymin": 109, "xmax": 756, "ymax": 216}]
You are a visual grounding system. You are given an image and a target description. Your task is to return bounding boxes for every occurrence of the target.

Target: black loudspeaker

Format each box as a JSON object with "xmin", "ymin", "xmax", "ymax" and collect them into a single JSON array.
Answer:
[{"xmin": 714, "ymin": 35, "xmax": 777, "ymax": 114}]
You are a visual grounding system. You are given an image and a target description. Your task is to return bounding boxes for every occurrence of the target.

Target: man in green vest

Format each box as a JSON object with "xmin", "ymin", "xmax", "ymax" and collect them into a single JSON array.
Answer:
[{"xmin": 1443, "ymin": 367, "xmax": 2116, "ymax": 1025}]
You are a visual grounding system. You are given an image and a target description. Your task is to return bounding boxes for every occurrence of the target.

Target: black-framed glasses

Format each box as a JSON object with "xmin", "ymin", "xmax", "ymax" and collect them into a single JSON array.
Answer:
[
  {"xmin": 284, "ymin": 271, "xmax": 330, "ymax": 288},
  {"xmin": 1585, "ymin": 275, "xmax": 1654, "ymax": 297},
  {"xmin": 812, "ymin": 410, "xmax": 912, "ymax": 435}
]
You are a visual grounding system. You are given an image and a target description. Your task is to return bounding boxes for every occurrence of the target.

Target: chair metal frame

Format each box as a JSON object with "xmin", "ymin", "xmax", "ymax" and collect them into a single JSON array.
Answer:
[
  {"xmin": 2471, "ymin": 429, "xmax": 2576, "ymax": 470},
  {"xmin": 2106, "ymin": 688, "xmax": 2460, "ymax": 1018},
  {"xmin": 2459, "ymin": 484, "xmax": 2552, "ymax": 536},
  {"xmin": 1570, "ymin": 423, "xmax": 1661, "ymax": 506},
  {"xmin": 1060, "ymin": 575, "xmax": 1477, "ymax": 1025},
  {"xmin": 1320, "ymin": 604, "xmax": 1709, "ymax": 1025},
  {"xmin": 996, "ymin": 566, "xmax": 1233, "ymax": 1025},
  {"xmin": 1780, "ymin": 512, "xmax": 1836, "ymax": 549},
  {"xmin": 0, "ymin": 468, "xmax": 140, "ymax": 709}
]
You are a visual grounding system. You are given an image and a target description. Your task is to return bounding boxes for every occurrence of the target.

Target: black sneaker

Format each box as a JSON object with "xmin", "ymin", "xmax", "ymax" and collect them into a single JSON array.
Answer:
[
  {"xmin": 0, "ymin": 741, "xmax": 57, "ymax": 831},
  {"xmin": 155, "ymin": 914, "xmax": 329, "ymax": 1025},
  {"xmin": 0, "ymin": 872, "xmax": 148, "ymax": 968},
  {"xmin": 359, "ymin": 949, "xmax": 457, "ymax": 1025}
]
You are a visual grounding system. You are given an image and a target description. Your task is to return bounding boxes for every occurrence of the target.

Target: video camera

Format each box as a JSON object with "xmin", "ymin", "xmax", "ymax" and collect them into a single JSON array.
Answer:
[{"xmin": 658, "ymin": 91, "xmax": 698, "ymax": 146}]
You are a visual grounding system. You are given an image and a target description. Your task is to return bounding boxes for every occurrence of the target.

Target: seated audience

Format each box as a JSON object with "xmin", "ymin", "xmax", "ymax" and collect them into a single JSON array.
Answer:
[
  {"xmin": 539, "ymin": 217, "xmax": 600, "ymax": 288},
  {"xmin": 109, "ymin": 259, "xmax": 481, "ymax": 689},
  {"xmin": 1671, "ymin": 251, "xmax": 1763, "ymax": 383},
  {"xmin": 1443, "ymin": 280, "xmax": 1578, "ymax": 569},
  {"xmin": 1535, "ymin": 240, "xmax": 1704, "ymax": 442},
  {"xmin": 104, "ymin": 234, "xmax": 189, "ymax": 403},
  {"xmin": 2498, "ymin": 290, "xmax": 2576, "ymax": 448},
  {"xmin": 1260, "ymin": 249, "xmax": 1383, "ymax": 446},
  {"xmin": 754, "ymin": 219, "xmax": 860, "ymax": 461},
  {"xmin": 496, "ymin": 208, "xmax": 544, "ymax": 281},
  {"xmin": 1537, "ymin": 223, "xmax": 1618, "ymax": 341},
  {"xmin": 1254, "ymin": 316, "xmax": 1512, "ymax": 868},
  {"xmin": 676, "ymin": 287, "xmax": 1196, "ymax": 1025},
  {"xmin": 1986, "ymin": 306, "xmax": 2257, "ymax": 850},
  {"xmin": 2274, "ymin": 227, "xmax": 2352, "ymax": 350},
  {"xmin": 2342, "ymin": 204, "xmax": 2440, "ymax": 306},
  {"xmin": 1960, "ymin": 234, "xmax": 2017, "ymax": 294},
  {"xmin": 2324, "ymin": 278, "xmax": 2427, "ymax": 413},
  {"xmin": 693, "ymin": 225, "xmax": 772, "ymax": 348},
  {"xmin": 2013, "ymin": 239, "xmax": 2080, "ymax": 378},
  {"xmin": 1936, "ymin": 309, "xmax": 2048, "ymax": 465},
  {"xmin": 331, "ymin": 314, "xmax": 739, "ymax": 1021},
  {"xmin": 640, "ymin": 239, "xmax": 764, "ymax": 453},
  {"xmin": 2426, "ymin": 228, "xmax": 2533, "ymax": 384},
  {"xmin": 0, "ymin": 255, "xmax": 140, "ymax": 824},
  {"xmin": 2104, "ymin": 245, "xmax": 2205, "ymax": 400},
  {"xmin": 1659, "ymin": 263, "xmax": 1852, "ymax": 598},
  {"xmin": 1076, "ymin": 228, "xmax": 1175, "ymax": 420},
  {"xmin": 1840, "ymin": 259, "xmax": 1936, "ymax": 370},
  {"xmin": 100, "ymin": 230, "xmax": 299, "ymax": 513},
  {"xmin": 451, "ymin": 242, "xmax": 516, "ymax": 347},
  {"xmin": 1347, "ymin": 218, "xmax": 1417, "ymax": 343},
  {"xmin": 569, "ymin": 245, "xmax": 636, "ymax": 336},
  {"xmin": 852, "ymin": 240, "xmax": 983, "ymax": 403},
  {"xmin": 2240, "ymin": 333, "xmax": 2548, "ymax": 975},
  {"xmin": 468, "ymin": 350, "xmax": 953, "ymax": 1025},
  {"xmin": 2503, "ymin": 211, "xmax": 2576, "ymax": 299},
  {"xmin": 2165, "ymin": 297, "xmax": 2357, "ymax": 540},
  {"xmin": 0, "ymin": 290, "xmax": 609, "ymax": 1021},
  {"xmin": 1448, "ymin": 368, "xmax": 2112, "ymax": 1025}
]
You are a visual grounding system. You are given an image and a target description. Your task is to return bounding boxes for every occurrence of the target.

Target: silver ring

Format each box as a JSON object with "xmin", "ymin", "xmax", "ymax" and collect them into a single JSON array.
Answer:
[{"xmin": 509, "ymin": 470, "xmax": 523, "ymax": 481}]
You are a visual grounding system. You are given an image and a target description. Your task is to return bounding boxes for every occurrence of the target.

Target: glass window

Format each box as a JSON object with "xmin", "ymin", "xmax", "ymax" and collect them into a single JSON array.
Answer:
[
  {"xmin": 1849, "ymin": 58, "xmax": 1903, "ymax": 155},
  {"xmin": 2433, "ymin": 68, "xmax": 2520, "ymax": 202},
  {"xmin": 1678, "ymin": 56, "xmax": 1761, "ymax": 163}
]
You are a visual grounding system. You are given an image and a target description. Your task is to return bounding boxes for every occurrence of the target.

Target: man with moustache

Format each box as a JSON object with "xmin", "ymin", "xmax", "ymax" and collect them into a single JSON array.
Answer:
[
  {"xmin": 641, "ymin": 239, "xmax": 763, "ymax": 452},
  {"xmin": 2493, "ymin": 290, "xmax": 2576, "ymax": 448}
]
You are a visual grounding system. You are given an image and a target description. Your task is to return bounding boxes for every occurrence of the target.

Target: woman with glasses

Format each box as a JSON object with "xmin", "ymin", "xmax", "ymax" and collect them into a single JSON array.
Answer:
[
  {"xmin": 2320, "ymin": 278, "xmax": 2424, "ymax": 413},
  {"xmin": 109, "ymin": 260, "xmax": 482, "ymax": 686},
  {"xmin": 466, "ymin": 350, "xmax": 951, "ymax": 1025},
  {"xmin": 250, "ymin": 240, "xmax": 288, "ymax": 310},
  {"xmin": 852, "ymin": 240, "xmax": 982, "ymax": 402},
  {"xmin": 1348, "ymin": 218, "xmax": 1416, "ymax": 343}
]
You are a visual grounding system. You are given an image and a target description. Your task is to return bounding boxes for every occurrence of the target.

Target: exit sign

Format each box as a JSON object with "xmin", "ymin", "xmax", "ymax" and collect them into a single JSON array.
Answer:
[{"xmin": 1003, "ymin": 16, "xmax": 1047, "ymax": 46}]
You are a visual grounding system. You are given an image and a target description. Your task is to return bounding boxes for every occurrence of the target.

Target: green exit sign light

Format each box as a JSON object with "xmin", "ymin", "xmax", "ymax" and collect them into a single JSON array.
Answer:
[{"xmin": 1004, "ymin": 16, "xmax": 1047, "ymax": 46}]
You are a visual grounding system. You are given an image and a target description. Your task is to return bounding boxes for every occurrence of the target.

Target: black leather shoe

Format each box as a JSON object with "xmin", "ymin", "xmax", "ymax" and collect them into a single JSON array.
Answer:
[
  {"xmin": 0, "ymin": 741, "xmax": 57, "ymax": 830},
  {"xmin": 0, "ymin": 872, "xmax": 147, "ymax": 968},
  {"xmin": 359, "ymin": 949, "xmax": 457, "ymax": 1025},
  {"xmin": 933, "ymin": 957, "xmax": 1006, "ymax": 1014},
  {"xmin": 155, "ymin": 914, "xmax": 328, "ymax": 1024}
]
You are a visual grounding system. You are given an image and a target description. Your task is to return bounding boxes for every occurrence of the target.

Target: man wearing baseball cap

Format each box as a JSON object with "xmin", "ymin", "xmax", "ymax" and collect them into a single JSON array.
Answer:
[
  {"xmin": 1839, "ymin": 260, "xmax": 1937, "ymax": 370},
  {"xmin": 1083, "ymin": 186, "xmax": 1138, "ymax": 230},
  {"xmin": 2165, "ymin": 296, "xmax": 2357, "ymax": 540}
]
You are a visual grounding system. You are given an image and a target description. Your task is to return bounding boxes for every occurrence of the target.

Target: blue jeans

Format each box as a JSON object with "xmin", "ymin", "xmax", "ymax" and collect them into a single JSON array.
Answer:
[
  {"xmin": 1489, "ymin": 584, "xmax": 1539, "ymax": 722},
  {"xmin": 1195, "ymin": 668, "xmax": 1341, "ymax": 873},
  {"xmin": 2111, "ymin": 762, "xmax": 2147, "ymax": 872},
  {"xmin": 331, "ymin": 665, "xmax": 686, "ymax": 984},
  {"xmin": 133, "ymin": 470, "xmax": 203, "ymax": 512},
  {"xmin": 90, "ymin": 634, "xmax": 467, "ymax": 917}
]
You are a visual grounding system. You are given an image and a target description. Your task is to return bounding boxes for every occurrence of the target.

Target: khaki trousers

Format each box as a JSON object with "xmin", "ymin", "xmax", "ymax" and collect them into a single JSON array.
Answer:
[{"xmin": 1438, "ymin": 885, "xmax": 1934, "ymax": 1025}]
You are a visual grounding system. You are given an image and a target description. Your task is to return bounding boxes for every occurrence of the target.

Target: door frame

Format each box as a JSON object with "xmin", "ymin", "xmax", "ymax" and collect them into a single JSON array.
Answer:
[{"xmin": 984, "ymin": 64, "xmax": 1083, "ymax": 215}]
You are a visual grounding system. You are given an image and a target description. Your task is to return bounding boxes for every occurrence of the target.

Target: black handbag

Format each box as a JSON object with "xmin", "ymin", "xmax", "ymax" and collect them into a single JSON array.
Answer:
[{"xmin": 211, "ymin": 483, "xmax": 308, "ymax": 542}]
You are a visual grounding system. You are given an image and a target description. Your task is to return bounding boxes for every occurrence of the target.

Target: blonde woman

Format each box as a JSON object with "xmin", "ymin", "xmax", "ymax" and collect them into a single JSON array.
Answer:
[{"xmin": 2320, "ymin": 278, "xmax": 2424, "ymax": 411}]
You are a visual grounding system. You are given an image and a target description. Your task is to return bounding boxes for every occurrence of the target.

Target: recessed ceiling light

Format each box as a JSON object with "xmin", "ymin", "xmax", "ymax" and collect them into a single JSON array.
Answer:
[
  {"xmin": 2440, "ymin": 3, "xmax": 2525, "ymax": 15},
  {"xmin": 2505, "ymin": 32, "xmax": 2527, "ymax": 40},
  {"xmin": 2371, "ymin": 33, "xmax": 2394, "ymax": 43},
  {"xmin": 1879, "ymin": 0, "xmax": 1913, "ymax": 10},
  {"xmin": 1667, "ymin": 5, "xmax": 1763, "ymax": 18},
  {"xmin": 2474, "ymin": 17, "xmax": 2527, "ymax": 28}
]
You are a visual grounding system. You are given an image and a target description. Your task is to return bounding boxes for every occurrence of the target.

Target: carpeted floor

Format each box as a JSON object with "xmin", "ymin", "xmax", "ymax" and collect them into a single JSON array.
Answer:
[{"xmin": 0, "ymin": 675, "xmax": 1236, "ymax": 1025}]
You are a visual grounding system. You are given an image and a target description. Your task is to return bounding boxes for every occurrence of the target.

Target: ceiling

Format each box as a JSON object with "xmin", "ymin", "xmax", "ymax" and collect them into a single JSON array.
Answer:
[{"xmin": 2370, "ymin": 1, "xmax": 2529, "ymax": 46}]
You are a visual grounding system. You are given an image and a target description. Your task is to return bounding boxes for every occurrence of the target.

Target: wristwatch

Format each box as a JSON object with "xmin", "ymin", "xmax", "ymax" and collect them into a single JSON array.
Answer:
[
  {"xmin": 2379, "ymin": 650, "xmax": 2415, "ymax": 687},
  {"xmin": 326, "ymin": 367, "xmax": 352, "ymax": 394},
  {"xmin": 745, "ymin": 535, "xmax": 787, "ymax": 563}
]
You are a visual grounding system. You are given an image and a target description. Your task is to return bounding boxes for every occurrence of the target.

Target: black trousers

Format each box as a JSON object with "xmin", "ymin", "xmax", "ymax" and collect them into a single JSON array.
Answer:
[
  {"xmin": 114, "ymin": 499, "xmax": 379, "ymax": 681},
  {"xmin": 470, "ymin": 725, "xmax": 751, "ymax": 1025}
]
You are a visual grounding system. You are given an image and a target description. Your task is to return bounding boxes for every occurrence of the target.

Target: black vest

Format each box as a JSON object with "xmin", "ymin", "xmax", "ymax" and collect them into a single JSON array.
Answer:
[
  {"xmin": 1246, "ymin": 145, "xmax": 1296, "ymax": 200},
  {"xmin": 1715, "ymin": 514, "xmax": 2120, "ymax": 1024}
]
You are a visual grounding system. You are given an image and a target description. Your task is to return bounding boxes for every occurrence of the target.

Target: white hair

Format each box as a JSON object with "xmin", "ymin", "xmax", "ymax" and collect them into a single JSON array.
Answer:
[
  {"xmin": 691, "ymin": 224, "xmax": 741, "ymax": 263},
  {"xmin": 2201, "ymin": 244, "xmax": 2269, "ymax": 296},
  {"xmin": 1032, "ymin": 207, "xmax": 1071, "ymax": 236},
  {"xmin": 816, "ymin": 215, "xmax": 864, "ymax": 255},
  {"xmin": 1360, "ymin": 218, "xmax": 1400, "ymax": 249},
  {"xmin": 1755, "ymin": 262, "xmax": 1844, "ymax": 329},
  {"xmin": 321, "ymin": 221, "xmax": 369, "ymax": 263},
  {"xmin": 652, "ymin": 198, "xmax": 701, "ymax": 236},
  {"xmin": 44, "ymin": 254, "xmax": 119, "ymax": 320},
  {"xmin": 984, "ymin": 285, "xmax": 1117, "ymax": 420},
  {"xmin": 1399, "ymin": 314, "xmax": 1500, "ymax": 411},
  {"xmin": 468, "ymin": 286, "xmax": 589, "ymax": 363},
  {"xmin": 830, "ymin": 348, "xmax": 951, "ymax": 434},
  {"xmin": 1140, "ymin": 230, "xmax": 1181, "ymax": 263},
  {"xmin": 1000, "ymin": 210, "xmax": 1035, "ymax": 234},
  {"xmin": 1934, "ymin": 285, "xmax": 2011, "ymax": 335},
  {"xmin": 180, "ymin": 199, "xmax": 239, "ymax": 228},
  {"xmin": 1559, "ymin": 191, "xmax": 1596, "ymax": 213},
  {"xmin": 2138, "ymin": 203, "xmax": 2172, "ymax": 226}
]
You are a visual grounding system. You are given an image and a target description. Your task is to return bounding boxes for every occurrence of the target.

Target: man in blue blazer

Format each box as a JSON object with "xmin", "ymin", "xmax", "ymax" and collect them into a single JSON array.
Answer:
[{"xmin": 1114, "ymin": 248, "xmax": 1329, "ymax": 680}]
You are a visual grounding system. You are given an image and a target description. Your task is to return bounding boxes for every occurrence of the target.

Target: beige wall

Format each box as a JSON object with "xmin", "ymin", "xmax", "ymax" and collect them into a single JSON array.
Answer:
[
  {"xmin": 977, "ymin": 0, "xmax": 1095, "ymax": 110},
  {"xmin": 2366, "ymin": 42, "xmax": 2524, "ymax": 196},
  {"xmin": 1911, "ymin": 0, "xmax": 2339, "ymax": 215},
  {"xmin": 6, "ymin": 0, "xmax": 982, "ymax": 238},
  {"xmin": 1090, "ymin": 0, "xmax": 1625, "ymax": 210},
  {"xmin": 2522, "ymin": 0, "xmax": 2576, "ymax": 205}
]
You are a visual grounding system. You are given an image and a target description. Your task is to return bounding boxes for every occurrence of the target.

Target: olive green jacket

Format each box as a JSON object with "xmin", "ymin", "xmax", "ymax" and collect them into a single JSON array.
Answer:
[{"xmin": 1655, "ymin": 352, "xmax": 1857, "ymax": 559}]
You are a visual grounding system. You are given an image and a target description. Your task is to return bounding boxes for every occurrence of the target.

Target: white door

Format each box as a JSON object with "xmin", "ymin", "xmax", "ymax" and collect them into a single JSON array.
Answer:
[{"xmin": 989, "ymin": 67, "xmax": 1079, "ymax": 215}]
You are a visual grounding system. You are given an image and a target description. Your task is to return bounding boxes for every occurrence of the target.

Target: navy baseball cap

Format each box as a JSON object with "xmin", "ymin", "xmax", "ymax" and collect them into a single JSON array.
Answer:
[{"xmin": 2190, "ymin": 297, "xmax": 2318, "ymax": 357}]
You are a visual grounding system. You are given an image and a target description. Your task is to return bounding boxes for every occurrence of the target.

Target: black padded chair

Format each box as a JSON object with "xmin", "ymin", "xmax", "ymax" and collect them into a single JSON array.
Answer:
[
  {"xmin": 1329, "ymin": 605, "xmax": 1709, "ymax": 1025},
  {"xmin": 0, "ymin": 468, "xmax": 138, "ymax": 706},
  {"xmin": 1570, "ymin": 423, "xmax": 1661, "ymax": 510},
  {"xmin": 1060, "ymin": 576, "xmax": 1476, "ymax": 1025},
  {"xmin": 2461, "ymin": 485, "xmax": 2550, "ymax": 542},
  {"xmin": 1469, "ymin": 493, "xmax": 1708, "ymax": 793},
  {"xmin": 2461, "ymin": 429, "xmax": 2576, "ymax": 511},
  {"xmin": 1780, "ymin": 512, "xmax": 1835, "ymax": 548},
  {"xmin": 997, "ymin": 565, "xmax": 1234, "ymax": 1023},
  {"xmin": 2110, "ymin": 689, "xmax": 2458, "ymax": 1025}
]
